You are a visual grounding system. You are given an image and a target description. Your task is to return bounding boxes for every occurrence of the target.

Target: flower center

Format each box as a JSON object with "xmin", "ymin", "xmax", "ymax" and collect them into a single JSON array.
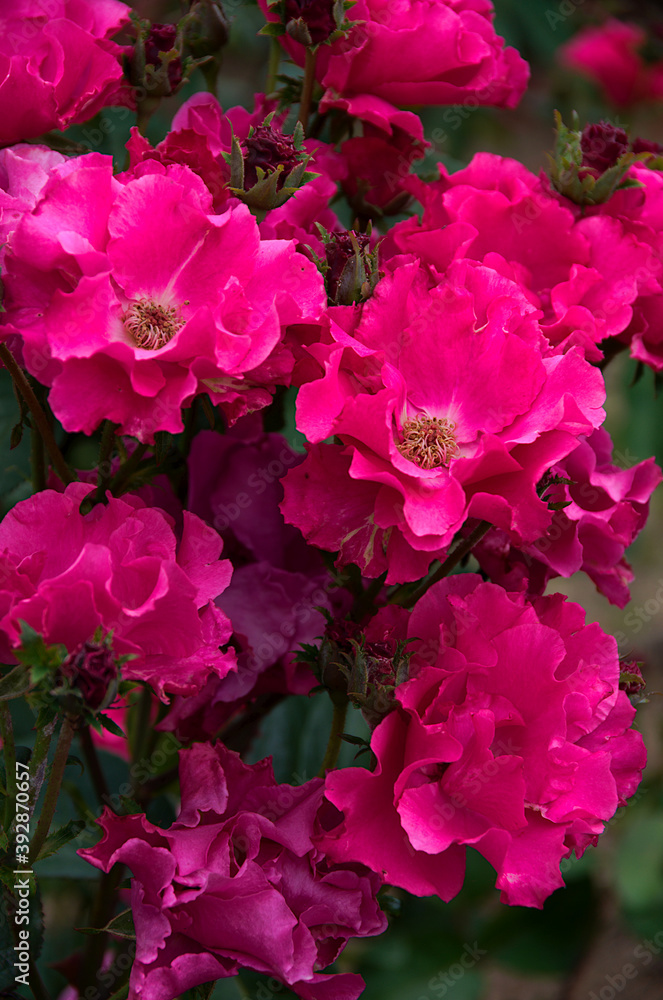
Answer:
[
  {"xmin": 397, "ymin": 415, "xmax": 459, "ymax": 470},
  {"xmin": 124, "ymin": 299, "xmax": 184, "ymax": 351}
]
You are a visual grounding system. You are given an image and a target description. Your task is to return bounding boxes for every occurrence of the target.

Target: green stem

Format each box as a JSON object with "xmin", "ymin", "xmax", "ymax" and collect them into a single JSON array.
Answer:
[
  {"xmin": 95, "ymin": 420, "xmax": 118, "ymax": 503},
  {"xmin": 28, "ymin": 715, "xmax": 57, "ymax": 818},
  {"xmin": 129, "ymin": 686, "xmax": 153, "ymax": 766},
  {"xmin": 266, "ymin": 38, "xmax": 281, "ymax": 94},
  {"xmin": 318, "ymin": 697, "xmax": 348, "ymax": 777},
  {"xmin": 298, "ymin": 47, "xmax": 317, "ymax": 135},
  {"xmin": 79, "ymin": 726, "xmax": 111, "ymax": 808},
  {"xmin": 0, "ymin": 343, "xmax": 75, "ymax": 485},
  {"xmin": 0, "ymin": 702, "xmax": 17, "ymax": 831},
  {"xmin": 392, "ymin": 520, "xmax": 492, "ymax": 609},
  {"xmin": 30, "ymin": 419, "xmax": 46, "ymax": 491},
  {"xmin": 28, "ymin": 716, "xmax": 76, "ymax": 865},
  {"xmin": 28, "ymin": 961, "xmax": 50, "ymax": 1000},
  {"xmin": 109, "ymin": 441, "xmax": 149, "ymax": 496},
  {"xmin": 79, "ymin": 862, "xmax": 126, "ymax": 995}
]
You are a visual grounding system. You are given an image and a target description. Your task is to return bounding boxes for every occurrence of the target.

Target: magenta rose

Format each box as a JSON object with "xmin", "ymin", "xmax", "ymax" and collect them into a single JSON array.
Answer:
[
  {"xmin": 0, "ymin": 483, "xmax": 236, "ymax": 698},
  {"xmin": 559, "ymin": 18, "xmax": 663, "ymax": 108},
  {"xmin": 386, "ymin": 152, "xmax": 662, "ymax": 362},
  {"xmin": 80, "ymin": 742, "xmax": 387, "ymax": 1000},
  {"xmin": 471, "ymin": 428, "xmax": 662, "ymax": 608},
  {"xmin": 1, "ymin": 151, "xmax": 326, "ymax": 441},
  {"xmin": 319, "ymin": 575, "xmax": 646, "ymax": 907},
  {"xmin": 282, "ymin": 257, "xmax": 605, "ymax": 582},
  {"xmin": 261, "ymin": 0, "xmax": 529, "ymax": 126},
  {"xmin": 0, "ymin": 0, "xmax": 130, "ymax": 146}
]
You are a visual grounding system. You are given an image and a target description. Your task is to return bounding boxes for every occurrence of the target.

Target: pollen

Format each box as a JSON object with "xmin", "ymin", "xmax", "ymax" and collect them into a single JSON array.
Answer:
[
  {"xmin": 124, "ymin": 299, "xmax": 184, "ymax": 350},
  {"xmin": 397, "ymin": 414, "xmax": 459, "ymax": 470}
]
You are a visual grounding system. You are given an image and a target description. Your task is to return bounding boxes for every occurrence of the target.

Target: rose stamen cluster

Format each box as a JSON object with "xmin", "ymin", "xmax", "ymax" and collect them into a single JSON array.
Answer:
[
  {"xmin": 123, "ymin": 299, "xmax": 185, "ymax": 351},
  {"xmin": 397, "ymin": 414, "xmax": 459, "ymax": 470}
]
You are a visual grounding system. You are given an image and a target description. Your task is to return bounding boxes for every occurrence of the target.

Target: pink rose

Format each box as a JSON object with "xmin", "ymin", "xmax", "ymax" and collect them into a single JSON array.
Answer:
[
  {"xmin": 261, "ymin": 0, "xmax": 529, "ymax": 122},
  {"xmin": 80, "ymin": 742, "xmax": 387, "ymax": 1000},
  {"xmin": 559, "ymin": 19, "xmax": 663, "ymax": 107},
  {"xmin": 0, "ymin": 0, "xmax": 130, "ymax": 145},
  {"xmin": 0, "ymin": 483, "xmax": 236, "ymax": 698},
  {"xmin": 320, "ymin": 576, "xmax": 646, "ymax": 907},
  {"xmin": 282, "ymin": 258, "xmax": 605, "ymax": 582},
  {"xmin": 471, "ymin": 428, "xmax": 662, "ymax": 608},
  {"xmin": 1, "ymin": 151, "xmax": 326, "ymax": 441}
]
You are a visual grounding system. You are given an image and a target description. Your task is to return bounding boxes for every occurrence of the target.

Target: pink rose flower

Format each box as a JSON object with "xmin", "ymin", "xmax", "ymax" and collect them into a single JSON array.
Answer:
[
  {"xmin": 582, "ymin": 163, "xmax": 663, "ymax": 370},
  {"xmin": 80, "ymin": 742, "xmax": 387, "ymax": 1000},
  {"xmin": 319, "ymin": 576, "xmax": 646, "ymax": 907},
  {"xmin": 471, "ymin": 428, "xmax": 662, "ymax": 608},
  {"xmin": 0, "ymin": 0, "xmax": 130, "ymax": 145},
  {"xmin": 0, "ymin": 483, "xmax": 236, "ymax": 698},
  {"xmin": 386, "ymin": 153, "xmax": 662, "ymax": 362},
  {"xmin": 559, "ymin": 19, "xmax": 663, "ymax": 107},
  {"xmin": 261, "ymin": 0, "xmax": 529, "ymax": 122},
  {"xmin": 1, "ymin": 152, "xmax": 326, "ymax": 441},
  {"xmin": 282, "ymin": 258, "xmax": 605, "ymax": 582},
  {"xmin": 0, "ymin": 144, "xmax": 66, "ymax": 263}
]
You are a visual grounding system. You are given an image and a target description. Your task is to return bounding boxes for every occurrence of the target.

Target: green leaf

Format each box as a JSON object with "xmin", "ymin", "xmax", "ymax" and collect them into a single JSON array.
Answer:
[
  {"xmin": 36, "ymin": 818, "xmax": 86, "ymax": 861},
  {"xmin": 78, "ymin": 908, "xmax": 136, "ymax": 940},
  {"xmin": 0, "ymin": 664, "xmax": 31, "ymax": 702},
  {"xmin": 97, "ymin": 713, "xmax": 127, "ymax": 738},
  {"xmin": 65, "ymin": 753, "xmax": 84, "ymax": 775},
  {"xmin": 258, "ymin": 21, "xmax": 285, "ymax": 36}
]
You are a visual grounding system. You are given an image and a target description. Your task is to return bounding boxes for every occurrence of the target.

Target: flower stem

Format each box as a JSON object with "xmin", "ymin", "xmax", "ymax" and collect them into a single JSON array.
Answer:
[
  {"xmin": 0, "ymin": 343, "xmax": 75, "ymax": 485},
  {"xmin": 318, "ymin": 696, "xmax": 348, "ymax": 777},
  {"xmin": 95, "ymin": 419, "xmax": 118, "ymax": 502},
  {"xmin": 30, "ymin": 419, "xmax": 46, "ymax": 491},
  {"xmin": 109, "ymin": 440, "xmax": 149, "ymax": 496},
  {"xmin": 391, "ymin": 520, "xmax": 493, "ymax": 609},
  {"xmin": 130, "ymin": 685, "xmax": 153, "ymax": 766},
  {"xmin": 80, "ymin": 726, "xmax": 111, "ymax": 808},
  {"xmin": 266, "ymin": 38, "xmax": 281, "ymax": 95},
  {"xmin": 0, "ymin": 702, "xmax": 17, "ymax": 831},
  {"xmin": 298, "ymin": 47, "xmax": 317, "ymax": 135},
  {"xmin": 28, "ymin": 715, "xmax": 57, "ymax": 817},
  {"xmin": 28, "ymin": 715, "xmax": 76, "ymax": 865}
]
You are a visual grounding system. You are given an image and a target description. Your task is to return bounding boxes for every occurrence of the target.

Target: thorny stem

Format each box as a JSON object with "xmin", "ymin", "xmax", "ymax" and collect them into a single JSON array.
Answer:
[
  {"xmin": 28, "ymin": 715, "xmax": 57, "ymax": 818},
  {"xmin": 390, "ymin": 520, "xmax": 493, "ymax": 609},
  {"xmin": 0, "ymin": 702, "xmax": 17, "ymax": 831},
  {"xmin": 298, "ymin": 47, "xmax": 317, "ymax": 135},
  {"xmin": 28, "ymin": 715, "xmax": 76, "ymax": 864},
  {"xmin": 318, "ymin": 696, "xmax": 348, "ymax": 777},
  {"xmin": 0, "ymin": 342, "xmax": 75, "ymax": 485}
]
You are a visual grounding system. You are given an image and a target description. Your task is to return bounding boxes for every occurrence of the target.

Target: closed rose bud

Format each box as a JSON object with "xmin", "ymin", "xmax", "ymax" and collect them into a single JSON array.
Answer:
[{"xmin": 60, "ymin": 641, "xmax": 118, "ymax": 712}]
